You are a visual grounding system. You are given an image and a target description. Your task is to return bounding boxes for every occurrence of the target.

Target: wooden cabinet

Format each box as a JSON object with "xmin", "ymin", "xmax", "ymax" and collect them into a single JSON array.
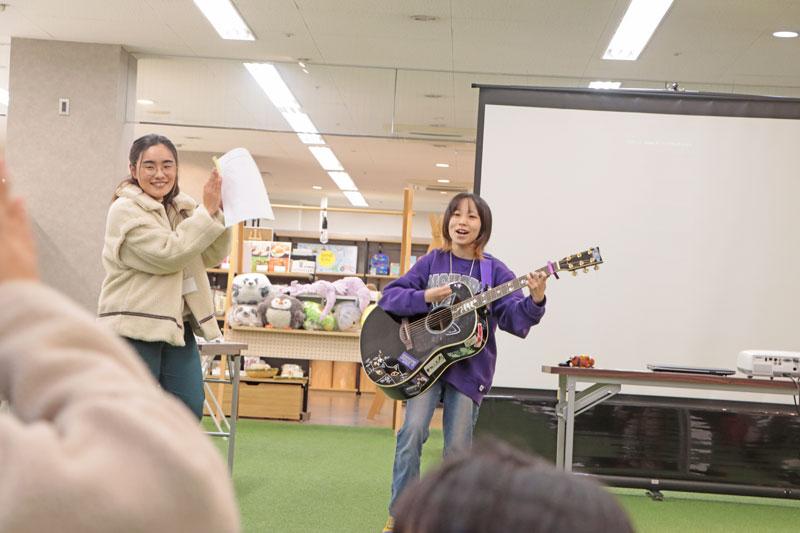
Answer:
[{"xmin": 207, "ymin": 377, "xmax": 308, "ymax": 421}]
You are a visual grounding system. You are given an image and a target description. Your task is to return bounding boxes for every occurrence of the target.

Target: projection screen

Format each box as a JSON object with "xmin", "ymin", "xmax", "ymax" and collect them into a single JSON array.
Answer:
[{"xmin": 475, "ymin": 86, "xmax": 800, "ymax": 403}]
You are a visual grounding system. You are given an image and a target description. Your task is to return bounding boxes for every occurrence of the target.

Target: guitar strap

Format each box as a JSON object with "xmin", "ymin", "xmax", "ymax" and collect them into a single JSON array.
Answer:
[{"xmin": 479, "ymin": 257, "xmax": 493, "ymax": 310}]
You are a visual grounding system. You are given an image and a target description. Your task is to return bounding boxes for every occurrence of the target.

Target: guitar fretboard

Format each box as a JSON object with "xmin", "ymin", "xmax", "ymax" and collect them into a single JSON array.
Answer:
[{"xmin": 451, "ymin": 265, "xmax": 550, "ymax": 319}]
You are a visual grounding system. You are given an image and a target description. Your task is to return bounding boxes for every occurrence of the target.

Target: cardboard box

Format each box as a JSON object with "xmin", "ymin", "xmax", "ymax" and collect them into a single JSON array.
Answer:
[
  {"xmin": 268, "ymin": 241, "xmax": 292, "ymax": 273},
  {"xmin": 291, "ymin": 259, "xmax": 316, "ymax": 273}
]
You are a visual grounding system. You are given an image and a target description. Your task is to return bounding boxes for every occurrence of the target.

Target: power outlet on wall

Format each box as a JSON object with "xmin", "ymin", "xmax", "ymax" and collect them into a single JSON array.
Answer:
[{"xmin": 58, "ymin": 98, "xmax": 70, "ymax": 116}]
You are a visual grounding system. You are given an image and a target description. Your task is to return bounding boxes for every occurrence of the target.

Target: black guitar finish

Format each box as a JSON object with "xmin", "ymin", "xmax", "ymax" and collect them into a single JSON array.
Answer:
[
  {"xmin": 359, "ymin": 247, "xmax": 604, "ymax": 400},
  {"xmin": 360, "ymin": 281, "xmax": 489, "ymax": 400}
]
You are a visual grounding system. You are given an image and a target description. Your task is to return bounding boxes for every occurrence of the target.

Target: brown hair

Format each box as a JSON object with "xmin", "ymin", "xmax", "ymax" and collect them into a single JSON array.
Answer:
[
  {"xmin": 441, "ymin": 192, "xmax": 492, "ymax": 258},
  {"xmin": 113, "ymin": 134, "xmax": 180, "ymax": 206},
  {"xmin": 393, "ymin": 438, "xmax": 634, "ymax": 533}
]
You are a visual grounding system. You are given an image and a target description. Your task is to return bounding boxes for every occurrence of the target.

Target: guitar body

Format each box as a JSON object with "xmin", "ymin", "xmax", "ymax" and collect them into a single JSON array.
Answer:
[{"xmin": 360, "ymin": 281, "xmax": 489, "ymax": 401}]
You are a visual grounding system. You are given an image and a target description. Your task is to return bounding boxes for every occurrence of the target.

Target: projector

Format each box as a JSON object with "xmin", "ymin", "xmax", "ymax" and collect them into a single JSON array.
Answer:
[{"xmin": 737, "ymin": 350, "xmax": 800, "ymax": 378}]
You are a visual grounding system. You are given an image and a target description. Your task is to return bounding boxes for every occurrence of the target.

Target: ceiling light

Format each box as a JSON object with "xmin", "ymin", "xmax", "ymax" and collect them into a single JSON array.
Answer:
[
  {"xmin": 327, "ymin": 171, "xmax": 357, "ymax": 191},
  {"xmin": 603, "ymin": 0, "xmax": 673, "ymax": 60},
  {"xmin": 773, "ymin": 31, "xmax": 799, "ymax": 38},
  {"xmin": 588, "ymin": 81, "xmax": 622, "ymax": 89},
  {"xmin": 437, "ymin": 178, "xmax": 450, "ymax": 183},
  {"xmin": 436, "ymin": 163, "xmax": 450, "ymax": 168},
  {"xmin": 137, "ymin": 98, "xmax": 155, "ymax": 105},
  {"xmin": 312, "ymin": 185, "xmax": 322, "ymax": 190},
  {"xmin": 193, "ymin": 0, "xmax": 255, "ymax": 41},
  {"xmin": 244, "ymin": 63, "xmax": 301, "ymax": 113},
  {"xmin": 0, "ymin": 88, "xmax": 8, "ymax": 106},
  {"xmin": 282, "ymin": 111, "xmax": 325, "ymax": 144},
  {"xmin": 302, "ymin": 68, "xmax": 309, "ymax": 74},
  {"xmin": 343, "ymin": 190, "xmax": 369, "ymax": 207},
  {"xmin": 309, "ymin": 146, "xmax": 344, "ymax": 171},
  {"xmin": 298, "ymin": 61, "xmax": 307, "ymax": 68}
]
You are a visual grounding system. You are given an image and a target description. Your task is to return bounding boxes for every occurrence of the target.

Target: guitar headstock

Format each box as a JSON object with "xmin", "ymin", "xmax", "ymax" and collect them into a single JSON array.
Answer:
[{"xmin": 557, "ymin": 247, "xmax": 603, "ymax": 275}]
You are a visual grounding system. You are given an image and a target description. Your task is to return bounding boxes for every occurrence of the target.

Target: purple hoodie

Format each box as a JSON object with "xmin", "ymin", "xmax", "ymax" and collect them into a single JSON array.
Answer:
[{"xmin": 378, "ymin": 249, "xmax": 545, "ymax": 404}]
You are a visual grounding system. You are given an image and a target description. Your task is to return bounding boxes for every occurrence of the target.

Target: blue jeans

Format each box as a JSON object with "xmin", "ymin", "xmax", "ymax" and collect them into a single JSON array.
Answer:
[
  {"xmin": 389, "ymin": 380, "xmax": 479, "ymax": 514},
  {"xmin": 125, "ymin": 324, "xmax": 204, "ymax": 420}
]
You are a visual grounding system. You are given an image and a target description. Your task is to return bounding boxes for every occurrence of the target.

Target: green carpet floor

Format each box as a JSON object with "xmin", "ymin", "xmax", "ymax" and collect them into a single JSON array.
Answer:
[{"xmin": 210, "ymin": 419, "xmax": 800, "ymax": 533}]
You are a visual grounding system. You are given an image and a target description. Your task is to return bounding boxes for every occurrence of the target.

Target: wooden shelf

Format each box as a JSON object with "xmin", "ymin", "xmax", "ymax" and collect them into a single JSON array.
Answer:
[
  {"xmin": 314, "ymin": 271, "xmax": 363, "ymax": 278},
  {"xmin": 207, "ymin": 268, "xmax": 230, "ymax": 274},
  {"xmin": 264, "ymin": 271, "xmax": 313, "ymax": 280},
  {"xmin": 273, "ymin": 229, "xmax": 431, "ymax": 246},
  {"xmin": 240, "ymin": 376, "xmax": 307, "ymax": 385},
  {"xmin": 231, "ymin": 326, "xmax": 360, "ymax": 338},
  {"xmin": 365, "ymin": 274, "xmax": 399, "ymax": 280}
]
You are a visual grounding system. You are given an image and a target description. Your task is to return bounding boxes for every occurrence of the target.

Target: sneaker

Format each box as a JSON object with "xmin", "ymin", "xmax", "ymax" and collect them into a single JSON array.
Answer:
[{"xmin": 381, "ymin": 516, "xmax": 395, "ymax": 533}]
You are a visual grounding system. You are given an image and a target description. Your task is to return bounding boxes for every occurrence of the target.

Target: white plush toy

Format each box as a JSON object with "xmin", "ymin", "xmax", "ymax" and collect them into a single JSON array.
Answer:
[
  {"xmin": 334, "ymin": 302, "xmax": 362, "ymax": 332},
  {"xmin": 227, "ymin": 304, "xmax": 263, "ymax": 327},
  {"xmin": 231, "ymin": 273, "xmax": 271, "ymax": 305}
]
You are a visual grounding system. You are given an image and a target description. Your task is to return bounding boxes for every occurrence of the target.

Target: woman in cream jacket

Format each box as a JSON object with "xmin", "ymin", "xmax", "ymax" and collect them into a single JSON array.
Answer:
[
  {"xmin": 0, "ymin": 161, "xmax": 239, "ymax": 532},
  {"xmin": 98, "ymin": 134, "xmax": 231, "ymax": 419}
]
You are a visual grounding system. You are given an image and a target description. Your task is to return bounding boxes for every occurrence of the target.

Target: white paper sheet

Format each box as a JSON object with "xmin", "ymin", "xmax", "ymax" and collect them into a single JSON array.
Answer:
[{"xmin": 217, "ymin": 147, "xmax": 274, "ymax": 227}]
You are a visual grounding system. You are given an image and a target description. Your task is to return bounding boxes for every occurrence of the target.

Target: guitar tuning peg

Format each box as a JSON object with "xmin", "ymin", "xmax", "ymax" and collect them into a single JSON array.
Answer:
[
  {"xmin": 571, "ymin": 271, "xmax": 577, "ymax": 277},
  {"xmin": 583, "ymin": 267, "xmax": 588, "ymax": 273}
]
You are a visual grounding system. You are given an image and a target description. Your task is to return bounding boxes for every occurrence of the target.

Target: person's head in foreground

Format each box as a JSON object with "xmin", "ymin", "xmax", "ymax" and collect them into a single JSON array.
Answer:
[{"xmin": 393, "ymin": 438, "xmax": 634, "ymax": 533}]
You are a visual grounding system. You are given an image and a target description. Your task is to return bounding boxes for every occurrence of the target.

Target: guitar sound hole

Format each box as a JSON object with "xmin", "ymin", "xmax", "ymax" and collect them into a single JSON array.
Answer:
[{"xmin": 425, "ymin": 308, "xmax": 453, "ymax": 334}]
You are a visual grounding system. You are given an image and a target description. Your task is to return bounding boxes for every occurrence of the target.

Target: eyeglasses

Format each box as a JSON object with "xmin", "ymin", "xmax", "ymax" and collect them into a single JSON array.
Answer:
[{"xmin": 139, "ymin": 163, "xmax": 176, "ymax": 176}]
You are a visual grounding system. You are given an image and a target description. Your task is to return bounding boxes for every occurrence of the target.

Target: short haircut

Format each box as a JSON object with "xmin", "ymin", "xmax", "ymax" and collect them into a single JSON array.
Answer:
[
  {"xmin": 393, "ymin": 438, "xmax": 634, "ymax": 533},
  {"xmin": 440, "ymin": 192, "xmax": 492, "ymax": 258}
]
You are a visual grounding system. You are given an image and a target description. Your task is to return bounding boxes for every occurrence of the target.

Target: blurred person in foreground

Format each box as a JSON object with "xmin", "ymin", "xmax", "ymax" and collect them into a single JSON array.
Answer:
[
  {"xmin": 0, "ymin": 161, "xmax": 240, "ymax": 533},
  {"xmin": 393, "ymin": 438, "xmax": 634, "ymax": 533}
]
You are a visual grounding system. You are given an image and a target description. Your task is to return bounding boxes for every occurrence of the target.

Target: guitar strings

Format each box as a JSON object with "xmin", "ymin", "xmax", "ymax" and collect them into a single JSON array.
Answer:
[{"xmin": 400, "ymin": 272, "xmax": 540, "ymax": 336}]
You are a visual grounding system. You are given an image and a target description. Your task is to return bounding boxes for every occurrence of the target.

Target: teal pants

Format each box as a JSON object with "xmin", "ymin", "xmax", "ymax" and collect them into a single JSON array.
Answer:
[{"xmin": 125, "ymin": 324, "xmax": 204, "ymax": 420}]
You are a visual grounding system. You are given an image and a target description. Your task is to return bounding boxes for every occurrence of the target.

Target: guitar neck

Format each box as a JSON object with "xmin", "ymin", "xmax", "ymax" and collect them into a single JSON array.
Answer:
[{"xmin": 451, "ymin": 264, "xmax": 551, "ymax": 319}]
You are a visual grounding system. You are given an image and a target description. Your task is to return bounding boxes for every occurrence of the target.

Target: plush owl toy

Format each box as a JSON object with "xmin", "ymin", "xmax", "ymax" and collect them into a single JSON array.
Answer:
[
  {"xmin": 231, "ymin": 273, "xmax": 271, "ymax": 305},
  {"xmin": 259, "ymin": 294, "xmax": 304, "ymax": 329},
  {"xmin": 227, "ymin": 304, "xmax": 263, "ymax": 327}
]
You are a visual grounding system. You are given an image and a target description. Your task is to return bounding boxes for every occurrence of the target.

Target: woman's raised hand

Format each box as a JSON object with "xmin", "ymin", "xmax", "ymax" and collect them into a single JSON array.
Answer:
[
  {"xmin": 0, "ymin": 161, "xmax": 38, "ymax": 282},
  {"xmin": 203, "ymin": 168, "xmax": 223, "ymax": 216}
]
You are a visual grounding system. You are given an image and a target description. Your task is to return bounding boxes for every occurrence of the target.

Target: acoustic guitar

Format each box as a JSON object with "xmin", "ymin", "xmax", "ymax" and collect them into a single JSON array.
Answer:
[{"xmin": 360, "ymin": 247, "xmax": 603, "ymax": 400}]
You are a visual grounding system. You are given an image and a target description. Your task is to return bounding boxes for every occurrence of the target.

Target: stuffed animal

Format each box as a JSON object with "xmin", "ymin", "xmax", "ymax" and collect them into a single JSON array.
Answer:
[
  {"xmin": 332, "ymin": 277, "xmax": 372, "ymax": 313},
  {"xmin": 287, "ymin": 279, "xmax": 337, "ymax": 318},
  {"xmin": 302, "ymin": 301, "xmax": 336, "ymax": 331},
  {"xmin": 227, "ymin": 304, "xmax": 263, "ymax": 327},
  {"xmin": 334, "ymin": 302, "xmax": 362, "ymax": 332},
  {"xmin": 231, "ymin": 273, "xmax": 271, "ymax": 305},
  {"xmin": 259, "ymin": 294, "xmax": 304, "ymax": 329}
]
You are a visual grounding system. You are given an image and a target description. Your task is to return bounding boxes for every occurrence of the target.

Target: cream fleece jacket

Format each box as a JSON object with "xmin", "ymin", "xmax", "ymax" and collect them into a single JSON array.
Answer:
[
  {"xmin": 0, "ymin": 281, "xmax": 240, "ymax": 533},
  {"xmin": 98, "ymin": 184, "xmax": 231, "ymax": 346}
]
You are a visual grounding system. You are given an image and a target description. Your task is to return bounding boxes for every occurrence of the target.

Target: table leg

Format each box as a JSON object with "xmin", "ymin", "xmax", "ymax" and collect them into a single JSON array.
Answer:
[
  {"xmin": 227, "ymin": 355, "xmax": 241, "ymax": 473},
  {"xmin": 564, "ymin": 376, "xmax": 577, "ymax": 473},
  {"xmin": 367, "ymin": 388, "xmax": 387, "ymax": 420},
  {"xmin": 555, "ymin": 374, "xmax": 566, "ymax": 469}
]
